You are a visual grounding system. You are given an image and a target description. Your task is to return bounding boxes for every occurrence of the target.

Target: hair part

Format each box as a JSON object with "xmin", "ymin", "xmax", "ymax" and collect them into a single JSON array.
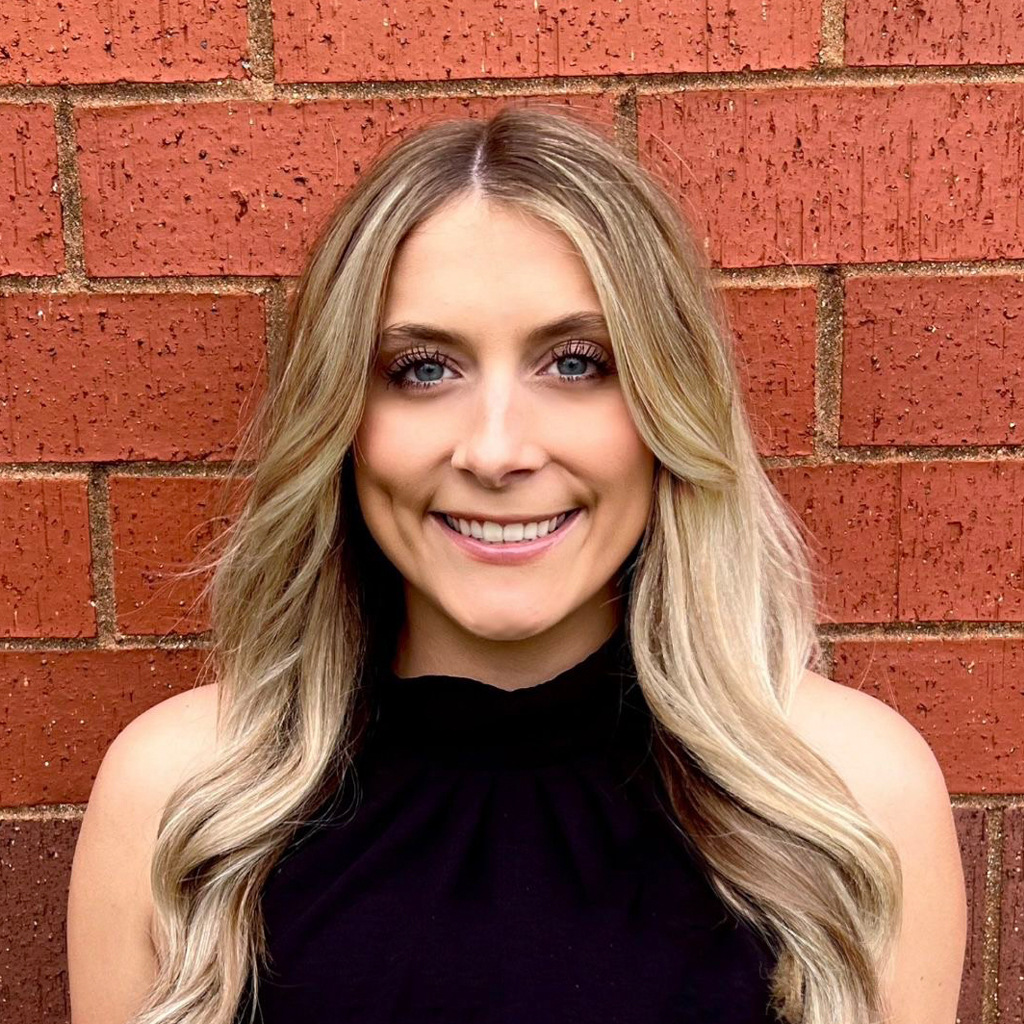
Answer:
[{"xmin": 128, "ymin": 104, "xmax": 902, "ymax": 1024}]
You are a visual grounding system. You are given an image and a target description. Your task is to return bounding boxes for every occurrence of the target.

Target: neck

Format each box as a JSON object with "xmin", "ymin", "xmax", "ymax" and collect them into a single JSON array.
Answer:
[{"xmin": 391, "ymin": 591, "xmax": 625, "ymax": 692}]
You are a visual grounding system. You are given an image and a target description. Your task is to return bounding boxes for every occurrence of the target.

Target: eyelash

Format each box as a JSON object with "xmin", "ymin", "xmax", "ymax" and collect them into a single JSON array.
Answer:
[{"xmin": 383, "ymin": 340, "xmax": 615, "ymax": 392}]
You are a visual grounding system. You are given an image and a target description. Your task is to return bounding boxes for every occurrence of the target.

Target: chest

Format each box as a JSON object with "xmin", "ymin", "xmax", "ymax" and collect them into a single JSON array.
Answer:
[{"xmin": 247, "ymin": 756, "xmax": 779, "ymax": 1023}]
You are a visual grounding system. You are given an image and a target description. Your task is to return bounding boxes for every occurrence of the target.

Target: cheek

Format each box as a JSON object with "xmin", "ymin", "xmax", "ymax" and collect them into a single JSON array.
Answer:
[
  {"xmin": 582, "ymin": 405, "xmax": 655, "ymax": 502},
  {"xmin": 354, "ymin": 404, "xmax": 434, "ymax": 495}
]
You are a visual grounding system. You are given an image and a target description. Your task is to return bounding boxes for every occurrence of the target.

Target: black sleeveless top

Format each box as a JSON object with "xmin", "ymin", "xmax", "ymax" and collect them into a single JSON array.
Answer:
[{"xmin": 236, "ymin": 625, "xmax": 780, "ymax": 1023}]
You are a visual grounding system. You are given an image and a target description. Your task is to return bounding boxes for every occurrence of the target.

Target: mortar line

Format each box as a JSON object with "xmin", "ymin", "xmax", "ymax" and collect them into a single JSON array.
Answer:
[
  {"xmin": 613, "ymin": 85, "xmax": 638, "ymax": 159},
  {"xmin": 819, "ymin": 0, "xmax": 846, "ymax": 68},
  {"xmin": 246, "ymin": 0, "xmax": 277, "ymax": 101},
  {"xmin": 0, "ymin": 276, "xmax": 283, "ymax": 295},
  {"xmin": 9, "ymin": 64, "xmax": 1024, "ymax": 110},
  {"xmin": 6, "ymin": 260, "xmax": 1024, "ymax": 299},
  {"xmin": 981, "ymin": 807, "xmax": 1004, "ymax": 1023},
  {"xmin": 85, "ymin": 468, "xmax": 117, "ymax": 644},
  {"xmin": 51, "ymin": 94, "xmax": 86, "ymax": 286},
  {"xmin": 4, "ymin": 447, "xmax": 1024, "ymax": 480},
  {"xmin": 814, "ymin": 268, "xmax": 844, "ymax": 455},
  {"xmin": 4, "ymin": 620, "xmax": 1024, "ymax": 651}
]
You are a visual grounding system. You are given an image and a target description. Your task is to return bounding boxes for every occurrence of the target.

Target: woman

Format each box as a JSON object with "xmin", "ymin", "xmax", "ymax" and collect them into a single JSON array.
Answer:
[{"xmin": 67, "ymin": 106, "xmax": 966, "ymax": 1024}]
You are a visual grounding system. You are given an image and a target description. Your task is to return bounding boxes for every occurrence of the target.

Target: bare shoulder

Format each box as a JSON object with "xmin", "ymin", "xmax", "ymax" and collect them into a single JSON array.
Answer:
[
  {"xmin": 786, "ymin": 671, "xmax": 944, "ymax": 840},
  {"xmin": 787, "ymin": 670, "xmax": 967, "ymax": 1024},
  {"xmin": 90, "ymin": 681, "xmax": 224, "ymax": 833},
  {"xmin": 67, "ymin": 683, "xmax": 223, "ymax": 1024},
  {"xmin": 112, "ymin": 681, "xmax": 223, "ymax": 785}
]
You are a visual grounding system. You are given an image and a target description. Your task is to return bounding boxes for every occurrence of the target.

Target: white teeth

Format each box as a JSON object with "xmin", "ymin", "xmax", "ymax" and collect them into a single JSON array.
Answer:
[{"xmin": 442, "ymin": 511, "xmax": 574, "ymax": 543}]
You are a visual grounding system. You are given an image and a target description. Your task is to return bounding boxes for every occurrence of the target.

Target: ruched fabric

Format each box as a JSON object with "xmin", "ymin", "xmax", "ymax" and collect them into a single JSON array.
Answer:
[{"xmin": 237, "ymin": 625, "xmax": 780, "ymax": 1023}]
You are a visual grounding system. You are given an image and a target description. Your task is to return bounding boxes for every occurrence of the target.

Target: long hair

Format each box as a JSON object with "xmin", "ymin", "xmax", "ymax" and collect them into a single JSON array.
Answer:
[{"xmin": 129, "ymin": 104, "xmax": 902, "ymax": 1024}]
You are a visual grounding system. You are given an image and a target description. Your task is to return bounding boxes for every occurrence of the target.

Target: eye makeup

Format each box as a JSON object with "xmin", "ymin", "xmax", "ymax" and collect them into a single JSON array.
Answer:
[{"xmin": 382, "ymin": 339, "xmax": 616, "ymax": 392}]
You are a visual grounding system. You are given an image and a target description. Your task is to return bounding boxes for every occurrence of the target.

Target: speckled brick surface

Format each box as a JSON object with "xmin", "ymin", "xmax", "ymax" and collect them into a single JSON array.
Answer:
[
  {"xmin": 0, "ymin": 292, "xmax": 267, "ymax": 462},
  {"xmin": 0, "ymin": 817, "xmax": 79, "ymax": 1024},
  {"xmin": 1, "ymin": 2, "xmax": 1020, "ymax": 1020},
  {"xmin": 954, "ymin": 807, "xmax": 989, "ymax": 1024},
  {"xmin": 0, "ymin": 0, "xmax": 250, "ymax": 84},
  {"xmin": 272, "ymin": 0, "xmax": 821, "ymax": 83},
  {"xmin": 109, "ymin": 474, "xmax": 246, "ymax": 636},
  {"xmin": 639, "ymin": 84, "xmax": 1024, "ymax": 268},
  {"xmin": 0, "ymin": 647, "xmax": 205, "ymax": 805},
  {"xmin": 0, "ymin": 105, "xmax": 63, "ymax": 276},
  {"xmin": 842, "ymin": 274, "xmax": 1024, "ymax": 447},
  {"xmin": 75, "ymin": 93, "xmax": 614, "ymax": 276},
  {"xmin": 846, "ymin": 0, "xmax": 1024, "ymax": 68},
  {"xmin": 832, "ymin": 639, "xmax": 1024, "ymax": 794},
  {"xmin": 1000, "ymin": 807, "xmax": 1024, "ymax": 1022},
  {"xmin": 0, "ymin": 478, "xmax": 94, "ymax": 640}
]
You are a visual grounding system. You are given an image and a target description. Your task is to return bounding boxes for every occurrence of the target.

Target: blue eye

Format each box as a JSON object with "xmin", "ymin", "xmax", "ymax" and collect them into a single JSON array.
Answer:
[{"xmin": 382, "ymin": 340, "xmax": 615, "ymax": 392}]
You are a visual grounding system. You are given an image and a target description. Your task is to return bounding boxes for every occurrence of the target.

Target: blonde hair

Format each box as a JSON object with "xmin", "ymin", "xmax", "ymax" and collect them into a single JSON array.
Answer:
[{"xmin": 130, "ymin": 105, "xmax": 902, "ymax": 1024}]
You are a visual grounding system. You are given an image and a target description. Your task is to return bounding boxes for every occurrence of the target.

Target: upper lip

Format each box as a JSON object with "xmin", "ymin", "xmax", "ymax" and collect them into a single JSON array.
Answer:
[{"xmin": 434, "ymin": 508, "xmax": 579, "ymax": 525}]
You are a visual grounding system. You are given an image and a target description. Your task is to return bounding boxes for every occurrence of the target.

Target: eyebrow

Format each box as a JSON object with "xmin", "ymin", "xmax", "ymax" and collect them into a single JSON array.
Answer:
[{"xmin": 377, "ymin": 310, "xmax": 610, "ymax": 353}]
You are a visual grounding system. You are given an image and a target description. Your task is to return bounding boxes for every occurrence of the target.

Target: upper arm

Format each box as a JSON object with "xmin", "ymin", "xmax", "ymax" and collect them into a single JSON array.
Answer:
[
  {"xmin": 67, "ymin": 684, "xmax": 221, "ymax": 1024},
  {"xmin": 788, "ymin": 671, "xmax": 968, "ymax": 1024}
]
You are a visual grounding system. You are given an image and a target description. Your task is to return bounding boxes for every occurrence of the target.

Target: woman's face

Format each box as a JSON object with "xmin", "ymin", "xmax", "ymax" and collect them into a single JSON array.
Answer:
[{"xmin": 353, "ymin": 193, "xmax": 655, "ymax": 653}]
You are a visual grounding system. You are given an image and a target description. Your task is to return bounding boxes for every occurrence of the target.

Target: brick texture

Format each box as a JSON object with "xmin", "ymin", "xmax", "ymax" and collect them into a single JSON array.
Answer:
[
  {"xmin": 76, "ymin": 94, "xmax": 614, "ymax": 276},
  {"xmin": 0, "ymin": 0, "xmax": 250, "ymax": 85},
  {"xmin": 109, "ymin": 474, "xmax": 247, "ymax": 636},
  {"xmin": 769, "ymin": 463, "xmax": 902, "ymax": 624},
  {"xmin": 770, "ymin": 461, "xmax": 1024, "ymax": 624},
  {"xmin": 638, "ymin": 84, "xmax": 1024, "ymax": 268},
  {"xmin": 0, "ymin": 105, "xmax": 63, "ymax": 277},
  {"xmin": 0, "ymin": 647, "xmax": 205, "ymax": 806},
  {"xmin": 272, "ymin": 0, "xmax": 821, "ymax": 84},
  {"xmin": 0, "ymin": 292, "xmax": 267, "ymax": 463},
  {"xmin": 832, "ymin": 640, "xmax": 1024, "ymax": 794},
  {"xmin": 0, "ymin": 477, "xmax": 95, "ymax": 640},
  {"xmin": 846, "ymin": 0, "xmax": 1024, "ymax": 68},
  {"xmin": 1001, "ymin": 806, "xmax": 1024, "ymax": 1022},
  {"xmin": 842, "ymin": 273, "xmax": 1024, "ymax": 447},
  {"xmin": 0, "ymin": 816, "xmax": 79, "ymax": 1024},
  {"xmin": 722, "ymin": 285, "xmax": 818, "ymax": 457},
  {"xmin": 953, "ymin": 807, "xmax": 988, "ymax": 1024},
  {"xmin": 2, "ymin": 0, "xmax": 1019, "ymax": 1018},
  {"xmin": 898, "ymin": 462, "xmax": 1024, "ymax": 623}
]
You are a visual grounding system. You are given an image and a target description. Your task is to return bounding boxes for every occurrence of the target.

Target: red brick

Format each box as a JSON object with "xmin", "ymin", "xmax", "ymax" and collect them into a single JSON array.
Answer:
[
  {"xmin": 0, "ymin": 477, "xmax": 94, "ymax": 639},
  {"xmin": 842, "ymin": 274, "xmax": 1024, "ymax": 447},
  {"xmin": 273, "ymin": 0, "xmax": 820, "ymax": 83},
  {"xmin": 109, "ymin": 474, "xmax": 247, "ymax": 636},
  {"xmin": 0, "ymin": 0, "xmax": 249, "ymax": 85},
  {"xmin": 773, "ymin": 462, "xmax": 1024, "ymax": 626},
  {"xmin": 832, "ymin": 640, "xmax": 1024, "ymax": 794},
  {"xmin": 0, "ymin": 815, "xmax": 79, "ymax": 1022},
  {"xmin": 898, "ymin": 462, "xmax": 1024, "ymax": 622},
  {"xmin": 1001, "ymin": 806, "xmax": 1024, "ymax": 1021},
  {"xmin": 769, "ymin": 463, "xmax": 901, "ymax": 624},
  {"xmin": 952, "ymin": 807, "xmax": 988, "ymax": 1024},
  {"xmin": 75, "ymin": 94, "xmax": 614, "ymax": 276},
  {"xmin": 0, "ymin": 292, "xmax": 267, "ymax": 463},
  {"xmin": 846, "ymin": 0, "xmax": 1024, "ymax": 68},
  {"xmin": 0, "ymin": 647, "xmax": 203, "ymax": 805},
  {"xmin": 721, "ymin": 285, "xmax": 817, "ymax": 457},
  {"xmin": 638, "ymin": 84, "xmax": 1024, "ymax": 268},
  {"xmin": 0, "ymin": 105, "xmax": 63, "ymax": 276}
]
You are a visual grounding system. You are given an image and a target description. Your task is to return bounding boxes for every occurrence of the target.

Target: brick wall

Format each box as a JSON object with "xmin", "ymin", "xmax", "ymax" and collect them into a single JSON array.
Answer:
[{"xmin": 1, "ymin": 1, "xmax": 1022, "ymax": 1022}]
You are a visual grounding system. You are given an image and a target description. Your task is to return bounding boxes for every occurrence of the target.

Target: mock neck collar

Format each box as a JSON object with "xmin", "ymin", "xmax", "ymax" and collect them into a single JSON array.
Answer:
[{"xmin": 361, "ymin": 623, "xmax": 650, "ymax": 768}]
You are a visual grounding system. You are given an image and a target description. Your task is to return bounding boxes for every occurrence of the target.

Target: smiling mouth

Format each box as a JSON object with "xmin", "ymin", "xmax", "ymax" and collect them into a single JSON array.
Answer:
[{"xmin": 434, "ymin": 508, "xmax": 582, "ymax": 544}]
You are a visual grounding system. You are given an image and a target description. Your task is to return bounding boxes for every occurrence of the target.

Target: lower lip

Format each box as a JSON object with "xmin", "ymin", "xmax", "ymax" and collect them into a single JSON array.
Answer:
[{"xmin": 430, "ymin": 508, "xmax": 584, "ymax": 565}]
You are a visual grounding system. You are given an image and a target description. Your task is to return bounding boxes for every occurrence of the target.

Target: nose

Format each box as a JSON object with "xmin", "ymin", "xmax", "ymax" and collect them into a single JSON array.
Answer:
[{"xmin": 449, "ymin": 374, "xmax": 547, "ymax": 488}]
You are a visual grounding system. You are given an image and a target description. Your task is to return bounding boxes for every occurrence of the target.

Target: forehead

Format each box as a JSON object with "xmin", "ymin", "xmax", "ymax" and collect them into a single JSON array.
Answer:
[{"xmin": 381, "ymin": 197, "xmax": 603, "ymax": 339}]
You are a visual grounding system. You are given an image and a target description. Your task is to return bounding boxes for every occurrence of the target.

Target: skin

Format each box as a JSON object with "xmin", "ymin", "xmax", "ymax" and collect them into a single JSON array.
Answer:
[{"xmin": 352, "ymin": 192, "xmax": 656, "ymax": 690}]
